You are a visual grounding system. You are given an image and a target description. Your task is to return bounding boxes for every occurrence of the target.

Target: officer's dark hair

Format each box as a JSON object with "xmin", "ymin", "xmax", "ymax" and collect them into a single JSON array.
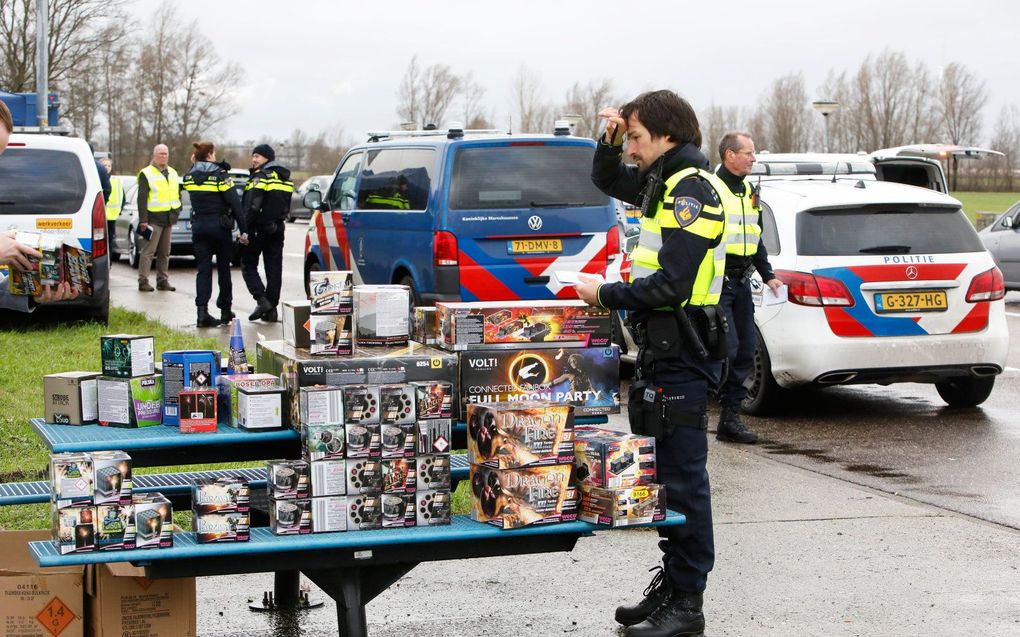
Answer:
[
  {"xmin": 192, "ymin": 141, "xmax": 214, "ymax": 161},
  {"xmin": 620, "ymin": 90, "xmax": 702, "ymax": 148},
  {"xmin": 719, "ymin": 131, "xmax": 752, "ymax": 163},
  {"xmin": 0, "ymin": 100, "xmax": 12, "ymax": 133}
]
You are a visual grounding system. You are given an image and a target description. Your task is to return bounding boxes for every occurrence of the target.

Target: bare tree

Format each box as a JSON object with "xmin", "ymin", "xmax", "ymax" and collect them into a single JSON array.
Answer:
[
  {"xmin": 396, "ymin": 55, "xmax": 422, "ymax": 127},
  {"xmin": 512, "ymin": 64, "xmax": 551, "ymax": 133},
  {"xmin": 989, "ymin": 105, "xmax": 1020, "ymax": 191},
  {"xmin": 937, "ymin": 62, "xmax": 988, "ymax": 145},
  {"xmin": 395, "ymin": 56, "xmax": 462, "ymax": 128},
  {"xmin": 460, "ymin": 72, "xmax": 490, "ymax": 129},
  {"xmin": 700, "ymin": 104, "xmax": 743, "ymax": 160},
  {"xmin": 562, "ymin": 78, "xmax": 616, "ymax": 139},
  {"xmin": 756, "ymin": 73, "xmax": 814, "ymax": 153}
]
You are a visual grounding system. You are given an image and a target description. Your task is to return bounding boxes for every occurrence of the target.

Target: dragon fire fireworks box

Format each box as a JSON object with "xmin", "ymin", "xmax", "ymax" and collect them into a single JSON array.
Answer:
[
  {"xmin": 311, "ymin": 459, "xmax": 348, "ymax": 497},
  {"xmin": 574, "ymin": 426, "xmax": 657, "ymax": 488},
  {"xmin": 100, "ymin": 334, "xmax": 155, "ymax": 378},
  {"xmin": 469, "ymin": 464, "xmax": 577, "ymax": 529},
  {"xmin": 179, "ymin": 389, "xmax": 217, "ymax": 433},
  {"xmin": 90, "ymin": 450, "xmax": 132, "ymax": 506},
  {"xmin": 311, "ymin": 496, "xmax": 347, "ymax": 533},
  {"xmin": 267, "ymin": 460, "xmax": 311, "ymax": 500},
  {"xmin": 304, "ymin": 423, "xmax": 346, "ymax": 461},
  {"xmin": 161, "ymin": 350, "xmax": 219, "ymax": 426},
  {"xmin": 192, "ymin": 475, "xmax": 252, "ymax": 543},
  {"xmin": 353, "ymin": 284, "xmax": 411, "ymax": 346},
  {"xmin": 256, "ymin": 340, "xmax": 461, "ymax": 423},
  {"xmin": 128, "ymin": 493, "xmax": 173, "ymax": 549},
  {"xmin": 270, "ymin": 498, "xmax": 312, "ymax": 535},
  {"xmin": 309, "ymin": 270, "xmax": 354, "ymax": 315},
  {"xmin": 413, "ymin": 381, "xmax": 453, "ymax": 420},
  {"xmin": 467, "ymin": 401, "xmax": 575, "ymax": 469},
  {"xmin": 381, "ymin": 493, "xmax": 416, "ymax": 528},
  {"xmin": 52, "ymin": 503, "xmax": 97, "ymax": 554},
  {"xmin": 44, "ymin": 371, "xmax": 99, "ymax": 425},
  {"xmin": 347, "ymin": 494, "xmax": 383, "ymax": 531},
  {"xmin": 412, "ymin": 306, "xmax": 439, "ymax": 345},
  {"xmin": 578, "ymin": 484, "xmax": 666, "ymax": 527},
  {"xmin": 381, "ymin": 458, "xmax": 416, "ymax": 494},
  {"xmin": 416, "ymin": 454, "xmax": 451, "ymax": 490},
  {"xmin": 216, "ymin": 373, "xmax": 279, "ymax": 427},
  {"xmin": 50, "ymin": 452, "xmax": 94, "ymax": 506},
  {"xmin": 97, "ymin": 375, "xmax": 163, "ymax": 428},
  {"xmin": 416, "ymin": 489, "xmax": 451, "ymax": 526},
  {"xmin": 436, "ymin": 300, "xmax": 612, "ymax": 351},
  {"xmin": 310, "ymin": 314, "xmax": 353, "ymax": 356},
  {"xmin": 283, "ymin": 299, "xmax": 312, "ymax": 348},
  {"xmin": 236, "ymin": 385, "xmax": 286, "ymax": 430},
  {"xmin": 460, "ymin": 347, "xmax": 621, "ymax": 417}
]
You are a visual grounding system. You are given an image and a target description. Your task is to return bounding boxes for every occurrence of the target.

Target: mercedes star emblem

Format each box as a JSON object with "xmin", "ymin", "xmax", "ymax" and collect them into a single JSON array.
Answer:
[{"xmin": 906, "ymin": 266, "xmax": 918, "ymax": 280}]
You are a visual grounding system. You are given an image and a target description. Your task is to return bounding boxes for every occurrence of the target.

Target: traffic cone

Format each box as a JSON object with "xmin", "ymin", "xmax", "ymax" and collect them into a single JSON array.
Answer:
[{"xmin": 228, "ymin": 318, "xmax": 250, "ymax": 374}]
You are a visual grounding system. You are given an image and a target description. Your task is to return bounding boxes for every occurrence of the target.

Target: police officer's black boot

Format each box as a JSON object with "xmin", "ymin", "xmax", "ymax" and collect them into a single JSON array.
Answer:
[
  {"xmin": 624, "ymin": 590, "xmax": 704, "ymax": 637},
  {"xmin": 196, "ymin": 306, "xmax": 219, "ymax": 328},
  {"xmin": 616, "ymin": 566, "xmax": 671, "ymax": 626},
  {"xmin": 220, "ymin": 308, "xmax": 235, "ymax": 325},
  {"xmin": 261, "ymin": 306, "xmax": 278, "ymax": 323},
  {"xmin": 248, "ymin": 296, "xmax": 272, "ymax": 321},
  {"xmin": 716, "ymin": 408, "xmax": 758, "ymax": 444}
]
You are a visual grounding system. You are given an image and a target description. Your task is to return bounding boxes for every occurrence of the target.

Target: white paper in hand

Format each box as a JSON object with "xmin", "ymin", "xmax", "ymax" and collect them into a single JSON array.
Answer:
[
  {"xmin": 554, "ymin": 271, "xmax": 604, "ymax": 286},
  {"xmin": 762, "ymin": 284, "xmax": 788, "ymax": 306}
]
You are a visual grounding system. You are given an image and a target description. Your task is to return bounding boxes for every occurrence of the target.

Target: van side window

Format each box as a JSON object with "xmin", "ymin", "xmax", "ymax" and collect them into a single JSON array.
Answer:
[
  {"xmin": 358, "ymin": 149, "xmax": 434, "ymax": 212},
  {"xmin": 328, "ymin": 153, "xmax": 364, "ymax": 211},
  {"xmin": 760, "ymin": 202, "xmax": 780, "ymax": 255}
]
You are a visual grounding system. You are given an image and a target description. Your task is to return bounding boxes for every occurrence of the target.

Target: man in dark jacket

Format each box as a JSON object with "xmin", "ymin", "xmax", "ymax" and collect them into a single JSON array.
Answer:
[{"xmin": 241, "ymin": 143, "xmax": 293, "ymax": 322}]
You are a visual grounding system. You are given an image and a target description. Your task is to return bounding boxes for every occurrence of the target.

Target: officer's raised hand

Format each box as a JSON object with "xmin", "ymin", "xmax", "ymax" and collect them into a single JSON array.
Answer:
[
  {"xmin": 598, "ymin": 107, "xmax": 627, "ymax": 146},
  {"xmin": 575, "ymin": 274, "xmax": 602, "ymax": 307}
]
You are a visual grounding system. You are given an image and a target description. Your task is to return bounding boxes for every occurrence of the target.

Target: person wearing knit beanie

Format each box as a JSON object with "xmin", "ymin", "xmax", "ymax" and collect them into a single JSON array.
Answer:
[{"xmin": 252, "ymin": 143, "xmax": 275, "ymax": 162}]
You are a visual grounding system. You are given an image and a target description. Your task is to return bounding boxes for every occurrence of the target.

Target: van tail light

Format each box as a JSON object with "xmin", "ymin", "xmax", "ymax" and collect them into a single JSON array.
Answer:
[
  {"xmin": 966, "ymin": 266, "xmax": 1005, "ymax": 302},
  {"xmin": 775, "ymin": 269, "xmax": 854, "ymax": 307},
  {"xmin": 434, "ymin": 231, "xmax": 458, "ymax": 266},
  {"xmin": 606, "ymin": 225, "xmax": 620, "ymax": 262},
  {"xmin": 91, "ymin": 192, "xmax": 107, "ymax": 259}
]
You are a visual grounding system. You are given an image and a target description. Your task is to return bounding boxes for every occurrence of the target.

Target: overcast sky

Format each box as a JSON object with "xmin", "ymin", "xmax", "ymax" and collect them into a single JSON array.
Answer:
[{"xmin": 139, "ymin": 0, "xmax": 1019, "ymax": 147}]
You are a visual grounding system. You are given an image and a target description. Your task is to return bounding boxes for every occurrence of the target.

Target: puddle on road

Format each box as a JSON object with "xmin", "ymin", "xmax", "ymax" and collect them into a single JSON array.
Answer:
[{"xmin": 760, "ymin": 441, "xmax": 920, "ymax": 484}]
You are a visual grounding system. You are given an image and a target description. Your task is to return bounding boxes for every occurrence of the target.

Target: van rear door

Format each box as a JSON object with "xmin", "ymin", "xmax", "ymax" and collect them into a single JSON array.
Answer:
[{"xmin": 871, "ymin": 144, "xmax": 1004, "ymax": 193}]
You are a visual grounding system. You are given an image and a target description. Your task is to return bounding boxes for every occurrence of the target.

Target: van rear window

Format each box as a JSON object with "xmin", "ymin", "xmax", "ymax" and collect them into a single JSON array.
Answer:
[
  {"xmin": 0, "ymin": 149, "xmax": 87, "ymax": 215},
  {"xmin": 797, "ymin": 205, "xmax": 985, "ymax": 256},
  {"xmin": 449, "ymin": 145, "xmax": 608, "ymax": 210}
]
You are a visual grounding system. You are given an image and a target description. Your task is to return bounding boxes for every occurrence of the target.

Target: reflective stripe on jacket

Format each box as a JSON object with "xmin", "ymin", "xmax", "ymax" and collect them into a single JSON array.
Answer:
[
  {"xmin": 716, "ymin": 172, "xmax": 761, "ymax": 257},
  {"xmin": 140, "ymin": 164, "xmax": 181, "ymax": 212}
]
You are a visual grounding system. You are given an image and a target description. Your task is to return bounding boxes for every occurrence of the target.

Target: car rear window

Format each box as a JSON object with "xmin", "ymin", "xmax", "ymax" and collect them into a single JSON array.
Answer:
[
  {"xmin": 448, "ymin": 145, "xmax": 608, "ymax": 210},
  {"xmin": 0, "ymin": 148, "xmax": 87, "ymax": 215},
  {"xmin": 797, "ymin": 205, "xmax": 985, "ymax": 256}
]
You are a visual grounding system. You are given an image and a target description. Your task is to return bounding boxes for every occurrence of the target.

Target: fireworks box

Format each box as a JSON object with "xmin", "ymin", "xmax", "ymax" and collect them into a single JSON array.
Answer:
[
  {"xmin": 379, "ymin": 384, "xmax": 416, "ymax": 424},
  {"xmin": 436, "ymin": 300, "xmax": 612, "ymax": 351},
  {"xmin": 216, "ymin": 373, "xmax": 279, "ymax": 427},
  {"xmin": 161, "ymin": 350, "xmax": 219, "ymax": 426},
  {"xmin": 347, "ymin": 494, "xmax": 382, "ymax": 531},
  {"xmin": 52, "ymin": 503, "xmax": 96, "ymax": 554},
  {"xmin": 381, "ymin": 493, "xmax": 416, "ymax": 528},
  {"xmin": 7, "ymin": 232, "xmax": 94, "ymax": 296},
  {"xmin": 416, "ymin": 454, "xmax": 451, "ymax": 490},
  {"xmin": 574, "ymin": 426, "xmax": 657, "ymax": 488},
  {"xmin": 467, "ymin": 401, "xmax": 575, "ymax": 469},
  {"xmin": 578, "ymin": 484, "xmax": 666, "ymax": 527},
  {"xmin": 416, "ymin": 488, "xmax": 452, "ymax": 527},
  {"xmin": 413, "ymin": 381, "xmax": 453, "ymax": 420},
  {"xmin": 309, "ymin": 270, "xmax": 354, "ymax": 314},
  {"xmin": 283, "ymin": 299, "xmax": 312, "ymax": 348},
  {"xmin": 270, "ymin": 498, "xmax": 312, "ymax": 535},
  {"xmin": 299, "ymin": 386, "xmax": 344, "ymax": 430},
  {"xmin": 343, "ymin": 385, "xmax": 380, "ymax": 424},
  {"xmin": 469, "ymin": 464, "xmax": 578, "ymax": 529},
  {"xmin": 417, "ymin": 420, "xmax": 452, "ymax": 455},
  {"xmin": 459, "ymin": 347, "xmax": 621, "ymax": 417},
  {"xmin": 304, "ymin": 422, "xmax": 346, "ymax": 461},
  {"xmin": 412, "ymin": 306, "xmax": 438, "ymax": 345},
  {"xmin": 100, "ymin": 334, "xmax": 154, "ymax": 378},
  {"xmin": 193, "ymin": 511, "xmax": 250, "ymax": 543},
  {"xmin": 255, "ymin": 340, "xmax": 461, "ymax": 423},
  {"xmin": 43, "ymin": 371, "xmax": 99, "ymax": 425},
  {"xmin": 50, "ymin": 452, "xmax": 94, "ymax": 505},
  {"xmin": 310, "ymin": 314, "xmax": 353, "ymax": 356},
  {"xmin": 128, "ymin": 493, "xmax": 173, "ymax": 550},
  {"xmin": 192, "ymin": 476, "xmax": 250, "ymax": 516},
  {"xmin": 90, "ymin": 450, "xmax": 132, "ymax": 506},
  {"xmin": 97, "ymin": 375, "xmax": 163, "ymax": 428},
  {"xmin": 311, "ymin": 496, "xmax": 347, "ymax": 533},
  {"xmin": 236, "ymin": 385, "xmax": 287, "ymax": 430},
  {"xmin": 380, "ymin": 422, "xmax": 416, "ymax": 459},
  {"xmin": 353, "ymin": 284, "xmax": 410, "ymax": 346},
  {"xmin": 96, "ymin": 502, "xmax": 132, "ymax": 550},
  {"xmin": 346, "ymin": 459, "xmax": 382, "ymax": 495},
  {"xmin": 311, "ymin": 459, "xmax": 348, "ymax": 497},
  {"xmin": 267, "ymin": 460, "xmax": 311, "ymax": 500},
  {"xmin": 381, "ymin": 458, "xmax": 416, "ymax": 494},
  {"xmin": 179, "ymin": 389, "xmax": 217, "ymax": 433},
  {"xmin": 345, "ymin": 422, "xmax": 380, "ymax": 459}
]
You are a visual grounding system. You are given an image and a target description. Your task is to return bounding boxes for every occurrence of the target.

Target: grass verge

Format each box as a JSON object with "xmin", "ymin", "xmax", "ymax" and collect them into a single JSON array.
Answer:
[{"xmin": 952, "ymin": 191, "xmax": 1020, "ymax": 225}]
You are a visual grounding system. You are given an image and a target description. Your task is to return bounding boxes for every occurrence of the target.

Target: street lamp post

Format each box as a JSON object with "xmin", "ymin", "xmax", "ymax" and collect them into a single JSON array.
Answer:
[{"xmin": 812, "ymin": 100, "xmax": 840, "ymax": 153}]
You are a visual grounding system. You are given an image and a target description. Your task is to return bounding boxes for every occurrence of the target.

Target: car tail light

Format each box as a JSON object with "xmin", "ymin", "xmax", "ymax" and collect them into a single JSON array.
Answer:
[
  {"xmin": 620, "ymin": 251, "xmax": 632, "ymax": 283},
  {"xmin": 966, "ymin": 266, "xmax": 1005, "ymax": 302},
  {"xmin": 606, "ymin": 225, "xmax": 620, "ymax": 262},
  {"xmin": 91, "ymin": 192, "xmax": 107, "ymax": 258},
  {"xmin": 434, "ymin": 231, "xmax": 458, "ymax": 266},
  {"xmin": 775, "ymin": 269, "xmax": 854, "ymax": 307}
]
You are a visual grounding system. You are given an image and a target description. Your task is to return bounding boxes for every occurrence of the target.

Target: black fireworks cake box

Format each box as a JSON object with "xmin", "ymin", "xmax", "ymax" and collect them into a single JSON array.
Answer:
[
  {"xmin": 467, "ymin": 401, "xmax": 575, "ymax": 469},
  {"xmin": 436, "ymin": 300, "xmax": 612, "ymax": 351},
  {"xmin": 469, "ymin": 464, "xmax": 577, "ymax": 530}
]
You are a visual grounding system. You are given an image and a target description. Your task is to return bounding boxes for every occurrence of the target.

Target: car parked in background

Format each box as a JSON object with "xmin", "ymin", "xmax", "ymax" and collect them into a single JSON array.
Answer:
[
  {"xmin": 290, "ymin": 175, "xmax": 331, "ymax": 221},
  {"xmin": 978, "ymin": 199, "xmax": 1020, "ymax": 291}
]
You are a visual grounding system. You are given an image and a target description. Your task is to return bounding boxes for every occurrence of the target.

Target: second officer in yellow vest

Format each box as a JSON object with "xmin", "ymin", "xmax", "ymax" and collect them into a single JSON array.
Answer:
[
  {"xmin": 714, "ymin": 132, "xmax": 783, "ymax": 444},
  {"xmin": 101, "ymin": 157, "xmax": 123, "ymax": 259},
  {"xmin": 136, "ymin": 143, "xmax": 181, "ymax": 292},
  {"xmin": 577, "ymin": 90, "xmax": 728, "ymax": 637}
]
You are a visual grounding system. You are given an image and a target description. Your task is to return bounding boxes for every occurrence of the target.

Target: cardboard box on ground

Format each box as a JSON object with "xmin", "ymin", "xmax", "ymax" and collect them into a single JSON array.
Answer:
[
  {"xmin": 85, "ymin": 556, "xmax": 196, "ymax": 637},
  {"xmin": 0, "ymin": 530, "xmax": 84, "ymax": 637}
]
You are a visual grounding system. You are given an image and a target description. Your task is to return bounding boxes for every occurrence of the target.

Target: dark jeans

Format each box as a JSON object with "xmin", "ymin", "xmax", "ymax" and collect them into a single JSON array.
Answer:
[
  {"xmin": 241, "ymin": 224, "xmax": 285, "ymax": 307},
  {"xmin": 718, "ymin": 277, "xmax": 756, "ymax": 409},
  {"xmin": 192, "ymin": 217, "xmax": 234, "ymax": 310}
]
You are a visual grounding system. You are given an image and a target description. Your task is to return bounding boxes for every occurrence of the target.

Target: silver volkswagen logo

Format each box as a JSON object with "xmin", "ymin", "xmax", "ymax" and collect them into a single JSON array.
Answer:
[
  {"xmin": 527, "ymin": 215, "xmax": 543, "ymax": 231},
  {"xmin": 906, "ymin": 266, "xmax": 918, "ymax": 280}
]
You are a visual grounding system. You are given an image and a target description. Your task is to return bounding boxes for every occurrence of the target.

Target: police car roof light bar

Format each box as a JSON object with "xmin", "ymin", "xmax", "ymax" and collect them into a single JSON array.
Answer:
[{"xmin": 366, "ymin": 126, "xmax": 507, "ymax": 142}]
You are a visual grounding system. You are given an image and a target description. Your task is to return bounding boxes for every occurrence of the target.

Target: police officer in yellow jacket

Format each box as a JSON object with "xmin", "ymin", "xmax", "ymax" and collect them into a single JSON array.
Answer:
[
  {"xmin": 714, "ymin": 132, "xmax": 782, "ymax": 443},
  {"xmin": 577, "ymin": 90, "xmax": 728, "ymax": 637}
]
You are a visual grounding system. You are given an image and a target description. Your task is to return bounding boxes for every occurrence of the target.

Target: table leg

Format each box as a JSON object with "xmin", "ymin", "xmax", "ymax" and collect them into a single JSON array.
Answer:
[
  {"xmin": 304, "ymin": 564, "xmax": 417, "ymax": 637},
  {"xmin": 275, "ymin": 570, "xmax": 300, "ymax": 606}
]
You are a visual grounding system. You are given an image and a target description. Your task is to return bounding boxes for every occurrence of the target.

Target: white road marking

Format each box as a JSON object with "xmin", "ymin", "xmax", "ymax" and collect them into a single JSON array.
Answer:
[{"xmin": 1006, "ymin": 312, "xmax": 1020, "ymax": 319}]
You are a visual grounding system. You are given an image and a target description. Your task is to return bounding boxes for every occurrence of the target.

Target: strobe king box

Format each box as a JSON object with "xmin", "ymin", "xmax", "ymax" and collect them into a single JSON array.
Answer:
[
  {"xmin": 467, "ymin": 401, "xmax": 575, "ymax": 469},
  {"xmin": 574, "ymin": 426, "xmax": 657, "ymax": 488},
  {"xmin": 469, "ymin": 464, "xmax": 577, "ymax": 529},
  {"xmin": 578, "ymin": 484, "xmax": 666, "ymax": 527},
  {"xmin": 436, "ymin": 300, "xmax": 612, "ymax": 351},
  {"xmin": 44, "ymin": 371, "xmax": 99, "ymax": 425},
  {"xmin": 460, "ymin": 347, "xmax": 621, "ymax": 417}
]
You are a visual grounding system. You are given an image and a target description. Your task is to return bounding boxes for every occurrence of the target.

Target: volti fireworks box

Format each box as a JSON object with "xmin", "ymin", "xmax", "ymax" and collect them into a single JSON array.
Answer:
[
  {"xmin": 345, "ymin": 422, "xmax": 380, "ymax": 459},
  {"xmin": 128, "ymin": 493, "xmax": 173, "ymax": 550},
  {"xmin": 161, "ymin": 350, "xmax": 219, "ymax": 426},
  {"xmin": 236, "ymin": 385, "xmax": 286, "ymax": 431},
  {"xmin": 49, "ymin": 452, "xmax": 94, "ymax": 505},
  {"xmin": 51, "ymin": 503, "xmax": 96, "ymax": 554},
  {"xmin": 467, "ymin": 401, "xmax": 575, "ymax": 469},
  {"xmin": 100, "ymin": 334, "xmax": 154, "ymax": 378},
  {"xmin": 436, "ymin": 300, "xmax": 612, "ymax": 351},
  {"xmin": 310, "ymin": 314, "xmax": 353, "ymax": 356},
  {"xmin": 353, "ymin": 284, "xmax": 410, "ymax": 346},
  {"xmin": 309, "ymin": 270, "xmax": 354, "ymax": 314},
  {"xmin": 343, "ymin": 385, "xmax": 380, "ymax": 424},
  {"xmin": 283, "ymin": 299, "xmax": 312, "ymax": 348},
  {"xmin": 574, "ymin": 426, "xmax": 656, "ymax": 488},
  {"xmin": 90, "ymin": 450, "xmax": 132, "ymax": 506},
  {"xmin": 97, "ymin": 375, "xmax": 163, "ymax": 428},
  {"xmin": 43, "ymin": 371, "xmax": 99, "ymax": 425},
  {"xmin": 270, "ymin": 498, "xmax": 312, "ymax": 535},
  {"xmin": 299, "ymin": 385, "xmax": 344, "ymax": 430},
  {"xmin": 267, "ymin": 460, "xmax": 310, "ymax": 500},
  {"xmin": 216, "ymin": 373, "xmax": 279, "ymax": 427},
  {"xmin": 459, "ymin": 347, "xmax": 621, "ymax": 417},
  {"xmin": 179, "ymin": 389, "xmax": 217, "ymax": 433},
  {"xmin": 469, "ymin": 464, "xmax": 577, "ymax": 529},
  {"xmin": 578, "ymin": 483, "xmax": 666, "ymax": 527}
]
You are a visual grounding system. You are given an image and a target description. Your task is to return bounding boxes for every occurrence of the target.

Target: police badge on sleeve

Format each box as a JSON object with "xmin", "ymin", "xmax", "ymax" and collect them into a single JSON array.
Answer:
[{"xmin": 674, "ymin": 197, "xmax": 702, "ymax": 227}]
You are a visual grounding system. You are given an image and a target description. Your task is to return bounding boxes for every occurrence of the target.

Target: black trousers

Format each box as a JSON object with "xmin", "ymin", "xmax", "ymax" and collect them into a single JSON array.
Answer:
[
  {"xmin": 638, "ymin": 340, "xmax": 722, "ymax": 594},
  {"xmin": 241, "ymin": 224, "xmax": 285, "ymax": 307},
  {"xmin": 192, "ymin": 217, "xmax": 234, "ymax": 310},
  {"xmin": 718, "ymin": 277, "xmax": 757, "ymax": 409}
]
